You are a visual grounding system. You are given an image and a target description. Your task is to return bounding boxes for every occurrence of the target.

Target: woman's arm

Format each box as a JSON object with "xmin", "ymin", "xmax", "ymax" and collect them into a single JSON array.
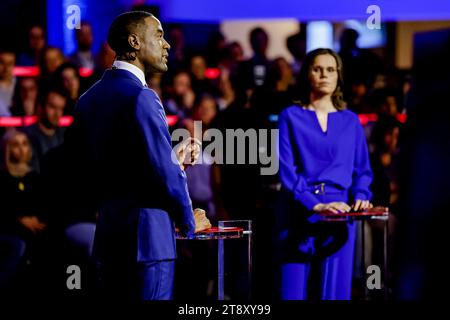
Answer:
[{"xmin": 278, "ymin": 110, "xmax": 320, "ymax": 211}]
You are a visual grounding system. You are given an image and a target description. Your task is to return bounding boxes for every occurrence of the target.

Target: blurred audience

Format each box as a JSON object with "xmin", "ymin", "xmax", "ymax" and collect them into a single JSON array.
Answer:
[
  {"xmin": 0, "ymin": 130, "xmax": 44, "ymax": 292},
  {"xmin": 0, "ymin": 49, "xmax": 16, "ymax": 116},
  {"xmin": 38, "ymin": 47, "xmax": 65, "ymax": 93},
  {"xmin": 54, "ymin": 62, "xmax": 82, "ymax": 115},
  {"xmin": 0, "ymin": 17, "xmax": 418, "ymax": 300},
  {"xmin": 23, "ymin": 88, "xmax": 66, "ymax": 172},
  {"xmin": 71, "ymin": 22, "xmax": 95, "ymax": 70},
  {"xmin": 164, "ymin": 70, "xmax": 195, "ymax": 120},
  {"xmin": 17, "ymin": 25, "xmax": 46, "ymax": 67},
  {"xmin": 10, "ymin": 77, "xmax": 39, "ymax": 116}
]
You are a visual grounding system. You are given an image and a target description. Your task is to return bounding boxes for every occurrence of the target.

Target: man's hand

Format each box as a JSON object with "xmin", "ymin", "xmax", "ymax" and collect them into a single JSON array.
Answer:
[
  {"xmin": 194, "ymin": 208, "xmax": 211, "ymax": 233},
  {"xmin": 175, "ymin": 137, "xmax": 201, "ymax": 170},
  {"xmin": 313, "ymin": 202, "xmax": 352, "ymax": 214}
]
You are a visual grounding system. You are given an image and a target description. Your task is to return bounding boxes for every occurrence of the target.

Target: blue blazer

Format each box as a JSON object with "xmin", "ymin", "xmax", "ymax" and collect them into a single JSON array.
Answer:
[{"xmin": 64, "ymin": 68, "xmax": 195, "ymax": 263}]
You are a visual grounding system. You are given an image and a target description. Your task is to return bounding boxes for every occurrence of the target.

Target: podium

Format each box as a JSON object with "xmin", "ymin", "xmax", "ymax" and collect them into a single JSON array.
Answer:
[
  {"xmin": 319, "ymin": 207, "xmax": 390, "ymax": 299},
  {"xmin": 176, "ymin": 220, "xmax": 252, "ymax": 300}
]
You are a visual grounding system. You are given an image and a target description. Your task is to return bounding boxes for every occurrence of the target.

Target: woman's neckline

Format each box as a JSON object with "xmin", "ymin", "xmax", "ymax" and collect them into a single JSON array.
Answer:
[{"xmin": 300, "ymin": 106, "xmax": 339, "ymax": 114}]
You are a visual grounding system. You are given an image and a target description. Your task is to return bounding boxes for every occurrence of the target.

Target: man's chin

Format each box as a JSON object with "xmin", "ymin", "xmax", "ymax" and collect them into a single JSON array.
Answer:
[{"xmin": 146, "ymin": 64, "xmax": 167, "ymax": 75}]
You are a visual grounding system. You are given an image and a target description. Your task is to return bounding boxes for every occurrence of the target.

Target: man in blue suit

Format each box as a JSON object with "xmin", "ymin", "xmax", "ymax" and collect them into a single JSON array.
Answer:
[{"xmin": 63, "ymin": 11, "xmax": 210, "ymax": 300}]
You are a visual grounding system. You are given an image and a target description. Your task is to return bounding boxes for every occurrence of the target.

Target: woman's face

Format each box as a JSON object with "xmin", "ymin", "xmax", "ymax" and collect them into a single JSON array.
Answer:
[
  {"xmin": 9, "ymin": 134, "xmax": 31, "ymax": 164},
  {"xmin": 173, "ymin": 72, "xmax": 191, "ymax": 96},
  {"xmin": 308, "ymin": 54, "xmax": 338, "ymax": 96},
  {"xmin": 196, "ymin": 97, "xmax": 217, "ymax": 126},
  {"xmin": 62, "ymin": 68, "xmax": 80, "ymax": 97},
  {"xmin": 191, "ymin": 56, "xmax": 206, "ymax": 80},
  {"xmin": 20, "ymin": 78, "xmax": 38, "ymax": 101}
]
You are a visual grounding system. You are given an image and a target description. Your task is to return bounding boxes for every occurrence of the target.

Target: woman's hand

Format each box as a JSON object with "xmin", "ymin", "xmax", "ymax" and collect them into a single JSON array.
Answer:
[
  {"xmin": 313, "ymin": 202, "xmax": 352, "ymax": 214},
  {"xmin": 351, "ymin": 199, "xmax": 373, "ymax": 212}
]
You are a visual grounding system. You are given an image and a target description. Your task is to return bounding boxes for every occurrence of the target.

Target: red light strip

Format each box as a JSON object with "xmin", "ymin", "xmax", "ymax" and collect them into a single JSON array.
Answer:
[
  {"xmin": 0, "ymin": 116, "xmax": 73, "ymax": 127},
  {"xmin": 0, "ymin": 115, "xmax": 178, "ymax": 128},
  {"xmin": 204, "ymin": 68, "xmax": 220, "ymax": 79},
  {"xmin": 357, "ymin": 113, "xmax": 408, "ymax": 125},
  {"xmin": 13, "ymin": 66, "xmax": 94, "ymax": 78},
  {"xmin": 0, "ymin": 117, "xmax": 23, "ymax": 127},
  {"xmin": 166, "ymin": 115, "xmax": 179, "ymax": 126},
  {"xmin": 13, "ymin": 66, "xmax": 40, "ymax": 77}
]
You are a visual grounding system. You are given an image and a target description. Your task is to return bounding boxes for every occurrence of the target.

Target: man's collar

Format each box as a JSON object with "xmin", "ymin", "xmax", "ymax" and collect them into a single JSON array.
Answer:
[{"xmin": 112, "ymin": 60, "xmax": 147, "ymax": 87}]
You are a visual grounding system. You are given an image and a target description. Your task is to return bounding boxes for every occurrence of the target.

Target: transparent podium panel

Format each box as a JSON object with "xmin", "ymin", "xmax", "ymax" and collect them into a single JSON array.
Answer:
[
  {"xmin": 175, "ymin": 220, "xmax": 252, "ymax": 300},
  {"xmin": 319, "ymin": 207, "xmax": 390, "ymax": 299},
  {"xmin": 217, "ymin": 220, "xmax": 252, "ymax": 300}
]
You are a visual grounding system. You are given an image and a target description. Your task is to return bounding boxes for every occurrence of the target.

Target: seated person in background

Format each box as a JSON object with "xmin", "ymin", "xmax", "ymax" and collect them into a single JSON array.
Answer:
[
  {"xmin": 10, "ymin": 77, "xmax": 39, "ymax": 117},
  {"xmin": 164, "ymin": 70, "xmax": 195, "ymax": 121},
  {"xmin": 0, "ymin": 130, "xmax": 45, "ymax": 291},
  {"xmin": 38, "ymin": 47, "xmax": 65, "ymax": 93},
  {"xmin": 54, "ymin": 62, "xmax": 82, "ymax": 115},
  {"xmin": 70, "ymin": 22, "xmax": 95, "ymax": 70},
  {"xmin": 23, "ymin": 88, "xmax": 66, "ymax": 172},
  {"xmin": 0, "ymin": 49, "xmax": 17, "ymax": 116},
  {"xmin": 17, "ymin": 25, "xmax": 46, "ymax": 67}
]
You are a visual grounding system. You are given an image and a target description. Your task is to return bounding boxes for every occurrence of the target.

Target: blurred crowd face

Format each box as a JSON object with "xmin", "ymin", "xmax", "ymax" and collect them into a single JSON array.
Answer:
[
  {"xmin": 195, "ymin": 96, "xmax": 217, "ymax": 126},
  {"xmin": 230, "ymin": 42, "xmax": 244, "ymax": 62},
  {"xmin": 383, "ymin": 96, "xmax": 398, "ymax": 116},
  {"xmin": 76, "ymin": 23, "xmax": 93, "ymax": 51},
  {"xmin": 274, "ymin": 57, "xmax": 293, "ymax": 85},
  {"xmin": 308, "ymin": 54, "xmax": 338, "ymax": 97},
  {"xmin": 8, "ymin": 132, "xmax": 32, "ymax": 165},
  {"xmin": 0, "ymin": 52, "xmax": 16, "ymax": 81},
  {"xmin": 19, "ymin": 78, "xmax": 38, "ymax": 113},
  {"xmin": 191, "ymin": 55, "xmax": 207, "ymax": 80},
  {"xmin": 385, "ymin": 126, "xmax": 400, "ymax": 153},
  {"xmin": 169, "ymin": 27, "xmax": 184, "ymax": 50},
  {"xmin": 173, "ymin": 71, "xmax": 192, "ymax": 96},
  {"xmin": 62, "ymin": 67, "xmax": 80, "ymax": 98},
  {"xmin": 29, "ymin": 26, "xmax": 45, "ymax": 52},
  {"xmin": 43, "ymin": 48, "xmax": 64, "ymax": 73},
  {"xmin": 148, "ymin": 73, "xmax": 162, "ymax": 98},
  {"xmin": 43, "ymin": 92, "xmax": 66, "ymax": 128}
]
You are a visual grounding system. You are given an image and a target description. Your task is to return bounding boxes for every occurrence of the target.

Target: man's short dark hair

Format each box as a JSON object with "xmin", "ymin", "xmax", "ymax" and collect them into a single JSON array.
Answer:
[{"xmin": 107, "ymin": 11, "xmax": 154, "ymax": 56}]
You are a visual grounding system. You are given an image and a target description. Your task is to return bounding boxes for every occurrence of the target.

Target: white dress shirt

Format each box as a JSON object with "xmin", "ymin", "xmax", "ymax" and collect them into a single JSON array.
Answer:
[{"xmin": 112, "ymin": 60, "xmax": 147, "ymax": 87}]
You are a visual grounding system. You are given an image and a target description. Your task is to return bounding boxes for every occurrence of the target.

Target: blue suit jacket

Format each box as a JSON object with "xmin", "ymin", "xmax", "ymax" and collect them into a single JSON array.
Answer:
[{"xmin": 64, "ymin": 68, "xmax": 195, "ymax": 263}]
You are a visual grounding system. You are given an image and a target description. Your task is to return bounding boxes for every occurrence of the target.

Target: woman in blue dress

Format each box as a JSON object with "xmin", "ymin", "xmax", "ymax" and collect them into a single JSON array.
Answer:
[{"xmin": 276, "ymin": 48, "xmax": 373, "ymax": 300}]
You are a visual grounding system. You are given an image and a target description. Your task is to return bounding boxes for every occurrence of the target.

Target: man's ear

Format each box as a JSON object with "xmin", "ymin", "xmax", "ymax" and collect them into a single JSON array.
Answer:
[{"xmin": 128, "ymin": 33, "xmax": 141, "ymax": 51}]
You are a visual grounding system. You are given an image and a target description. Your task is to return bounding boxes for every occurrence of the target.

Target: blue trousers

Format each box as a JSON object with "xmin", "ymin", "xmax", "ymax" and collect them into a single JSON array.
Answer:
[
  {"xmin": 281, "ymin": 222, "xmax": 356, "ymax": 300},
  {"xmin": 98, "ymin": 260, "xmax": 175, "ymax": 300},
  {"xmin": 278, "ymin": 190, "xmax": 357, "ymax": 300}
]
